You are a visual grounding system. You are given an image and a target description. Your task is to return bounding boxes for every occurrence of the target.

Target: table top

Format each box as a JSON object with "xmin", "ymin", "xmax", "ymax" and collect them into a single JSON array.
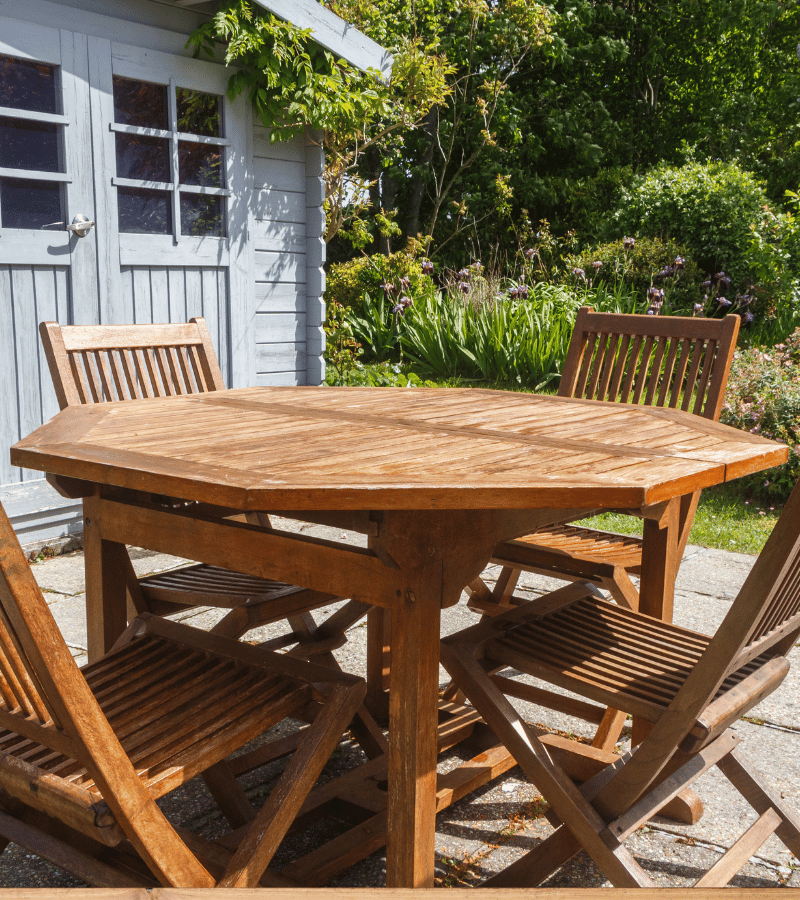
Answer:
[{"xmin": 11, "ymin": 386, "xmax": 788, "ymax": 511}]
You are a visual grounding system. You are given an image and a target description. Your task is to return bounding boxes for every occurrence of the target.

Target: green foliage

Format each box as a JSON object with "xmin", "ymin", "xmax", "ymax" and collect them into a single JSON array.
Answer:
[
  {"xmin": 606, "ymin": 160, "xmax": 783, "ymax": 285},
  {"xmin": 567, "ymin": 237, "xmax": 703, "ymax": 314},
  {"xmin": 347, "ymin": 291, "xmax": 399, "ymax": 363},
  {"xmin": 189, "ymin": 1, "xmax": 384, "ymax": 141},
  {"xmin": 325, "ymin": 361, "xmax": 437, "ymax": 388},
  {"xmin": 325, "ymin": 252, "xmax": 435, "ymax": 315},
  {"xmin": 720, "ymin": 332, "xmax": 800, "ymax": 502},
  {"xmin": 323, "ymin": 300, "xmax": 363, "ymax": 384},
  {"xmin": 347, "ymin": 282, "xmax": 582, "ymax": 386}
]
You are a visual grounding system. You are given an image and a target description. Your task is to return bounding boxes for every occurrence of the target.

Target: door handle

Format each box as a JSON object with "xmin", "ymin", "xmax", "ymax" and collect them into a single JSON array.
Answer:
[{"xmin": 66, "ymin": 214, "xmax": 95, "ymax": 237}]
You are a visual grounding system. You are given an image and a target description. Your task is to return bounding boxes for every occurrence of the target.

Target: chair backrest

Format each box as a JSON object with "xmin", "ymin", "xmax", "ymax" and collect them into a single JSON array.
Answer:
[
  {"xmin": 39, "ymin": 319, "xmax": 226, "ymax": 410},
  {"xmin": 559, "ymin": 308, "xmax": 740, "ymax": 421}
]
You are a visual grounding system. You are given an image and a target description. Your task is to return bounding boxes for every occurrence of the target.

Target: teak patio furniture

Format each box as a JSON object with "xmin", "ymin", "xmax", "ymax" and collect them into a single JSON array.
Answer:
[
  {"xmin": 466, "ymin": 308, "xmax": 740, "ymax": 752},
  {"xmin": 440, "ymin": 477, "xmax": 800, "ymax": 888},
  {"xmin": 38, "ymin": 319, "xmax": 373, "ymax": 656},
  {"xmin": 11, "ymin": 385, "xmax": 788, "ymax": 887},
  {"xmin": 0, "ymin": 497, "xmax": 367, "ymax": 888}
]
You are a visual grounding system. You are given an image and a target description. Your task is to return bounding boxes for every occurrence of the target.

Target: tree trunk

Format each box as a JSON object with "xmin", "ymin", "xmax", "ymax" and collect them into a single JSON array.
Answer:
[{"xmin": 404, "ymin": 107, "xmax": 439, "ymax": 243}]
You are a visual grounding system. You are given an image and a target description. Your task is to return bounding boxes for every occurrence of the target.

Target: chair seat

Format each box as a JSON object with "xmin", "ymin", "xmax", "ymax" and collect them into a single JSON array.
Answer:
[
  {"xmin": 500, "ymin": 524, "xmax": 644, "ymax": 571},
  {"xmin": 138, "ymin": 564, "xmax": 307, "ymax": 609},
  {"xmin": 0, "ymin": 631, "xmax": 314, "ymax": 841},
  {"xmin": 486, "ymin": 593, "xmax": 767, "ymax": 725}
]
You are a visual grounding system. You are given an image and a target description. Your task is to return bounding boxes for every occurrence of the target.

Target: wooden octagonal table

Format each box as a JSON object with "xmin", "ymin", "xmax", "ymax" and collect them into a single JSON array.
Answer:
[{"xmin": 12, "ymin": 386, "xmax": 788, "ymax": 888}]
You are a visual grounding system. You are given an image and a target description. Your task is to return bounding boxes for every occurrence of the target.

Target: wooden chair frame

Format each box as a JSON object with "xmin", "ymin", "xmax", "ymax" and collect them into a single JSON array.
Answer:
[
  {"xmin": 465, "ymin": 309, "xmax": 741, "ymax": 749},
  {"xmin": 0, "ymin": 499, "xmax": 367, "ymax": 887},
  {"xmin": 442, "ymin": 478, "xmax": 800, "ymax": 888}
]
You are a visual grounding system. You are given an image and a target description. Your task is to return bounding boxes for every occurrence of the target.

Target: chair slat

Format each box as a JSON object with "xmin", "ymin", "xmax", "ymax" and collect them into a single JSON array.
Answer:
[
  {"xmin": 681, "ymin": 339, "xmax": 705, "ymax": 412},
  {"xmin": 607, "ymin": 333, "xmax": 631, "ymax": 402},
  {"xmin": 643, "ymin": 336, "xmax": 668, "ymax": 406}
]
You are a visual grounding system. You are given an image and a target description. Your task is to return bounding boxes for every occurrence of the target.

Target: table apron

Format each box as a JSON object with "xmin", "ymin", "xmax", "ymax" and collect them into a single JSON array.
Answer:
[{"xmin": 87, "ymin": 496, "xmax": 416, "ymax": 609}]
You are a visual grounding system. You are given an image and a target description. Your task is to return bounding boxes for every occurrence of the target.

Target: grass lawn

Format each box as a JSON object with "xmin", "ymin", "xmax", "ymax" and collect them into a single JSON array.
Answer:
[{"xmin": 581, "ymin": 483, "xmax": 782, "ymax": 556}]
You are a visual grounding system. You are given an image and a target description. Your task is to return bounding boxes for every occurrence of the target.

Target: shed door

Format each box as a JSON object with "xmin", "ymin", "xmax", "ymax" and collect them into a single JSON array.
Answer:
[
  {"xmin": 0, "ymin": 21, "xmax": 252, "ymax": 543},
  {"xmin": 86, "ymin": 37, "xmax": 252, "ymax": 389}
]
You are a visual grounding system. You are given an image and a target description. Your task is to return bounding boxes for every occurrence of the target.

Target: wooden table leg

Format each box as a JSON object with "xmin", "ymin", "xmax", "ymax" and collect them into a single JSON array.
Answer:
[
  {"xmin": 638, "ymin": 496, "xmax": 680, "ymax": 624},
  {"xmin": 386, "ymin": 571, "xmax": 441, "ymax": 888},
  {"xmin": 83, "ymin": 493, "xmax": 130, "ymax": 662}
]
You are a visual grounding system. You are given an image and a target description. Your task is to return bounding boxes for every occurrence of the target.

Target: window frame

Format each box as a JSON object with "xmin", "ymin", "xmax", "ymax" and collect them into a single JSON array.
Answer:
[
  {"xmin": 110, "ymin": 74, "xmax": 231, "ymax": 242},
  {"xmin": 0, "ymin": 52, "xmax": 70, "ymax": 232}
]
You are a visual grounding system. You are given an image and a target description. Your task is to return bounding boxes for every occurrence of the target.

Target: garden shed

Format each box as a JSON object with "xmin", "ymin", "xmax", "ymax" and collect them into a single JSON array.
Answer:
[{"xmin": 0, "ymin": 0, "xmax": 389, "ymax": 545}]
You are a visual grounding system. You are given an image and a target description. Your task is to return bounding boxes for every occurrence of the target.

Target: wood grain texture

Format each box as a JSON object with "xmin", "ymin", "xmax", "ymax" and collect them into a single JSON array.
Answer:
[{"xmin": 12, "ymin": 387, "xmax": 786, "ymax": 511}]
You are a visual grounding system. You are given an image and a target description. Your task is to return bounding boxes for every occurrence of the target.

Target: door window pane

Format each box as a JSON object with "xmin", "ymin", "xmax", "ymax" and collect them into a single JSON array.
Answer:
[
  {"xmin": 115, "ymin": 133, "xmax": 170, "ymax": 182},
  {"xmin": 0, "ymin": 178, "xmax": 61, "ymax": 229},
  {"xmin": 176, "ymin": 88, "xmax": 221, "ymax": 137},
  {"xmin": 118, "ymin": 186, "xmax": 172, "ymax": 234},
  {"xmin": 0, "ymin": 55, "xmax": 58, "ymax": 114},
  {"xmin": 178, "ymin": 142, "xmax": 224, "ymax": 188},
  {"xmin": 0, "ymin": 117, "xmax": 61, "ymax": 172},
  {"xmin": 180, "ymin": 194, "xmax": 224, "ymax": 237},
  {"xmin": 113, "ymin": 77, "xmax": 168, "ymax": 130}
]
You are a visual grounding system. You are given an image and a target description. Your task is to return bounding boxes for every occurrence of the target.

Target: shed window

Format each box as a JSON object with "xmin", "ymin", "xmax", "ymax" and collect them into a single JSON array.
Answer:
[
  {"xmin": 112, "ymin": 76, "xmax": 228, "ymax": 239},
  {"xmin": 0, "ymin": 55, "xmax": 66, "ymax": 230}
]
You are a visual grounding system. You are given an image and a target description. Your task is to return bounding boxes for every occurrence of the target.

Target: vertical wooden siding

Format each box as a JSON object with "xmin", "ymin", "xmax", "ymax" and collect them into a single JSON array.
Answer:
[
  {"xmin": 0, "ymin": 266, "xmax": 70, "ymax": 485},
  {"xmin": 252, "ymin": 126, "xmax": 309, "ymax": 386},
  {"xmin": 120, "ymin": 266, "xmax": 230, "ymax": 384}
]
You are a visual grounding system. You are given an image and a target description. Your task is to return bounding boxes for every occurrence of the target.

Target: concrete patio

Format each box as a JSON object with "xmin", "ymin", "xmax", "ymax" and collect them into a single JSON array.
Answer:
[{"xmin": 8, "ymin": 520, "xmax": 800, "ymax": 889}]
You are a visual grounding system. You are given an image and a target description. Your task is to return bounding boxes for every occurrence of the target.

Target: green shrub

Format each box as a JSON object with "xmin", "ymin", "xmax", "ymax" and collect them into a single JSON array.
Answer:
[
  {"xmin": 566, "ymin": 236, "xmax": 703, "ymax": 314},
  {"xmin": 325, "ymin": 251, "xmax": 433, "ymax": 316},
  {"xmin": 607, "ymin": 161, "xmax": 769, "ymax": 279},
  {"xmin": 720, "ymin": 330, "xmax": 800, "ymax": 502}
]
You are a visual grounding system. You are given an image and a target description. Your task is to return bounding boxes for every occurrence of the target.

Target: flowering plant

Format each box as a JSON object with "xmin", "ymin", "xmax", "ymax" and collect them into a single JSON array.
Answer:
[{"xmin": 720, "ymin": 329, "xmax": 800, "ymax": 501}]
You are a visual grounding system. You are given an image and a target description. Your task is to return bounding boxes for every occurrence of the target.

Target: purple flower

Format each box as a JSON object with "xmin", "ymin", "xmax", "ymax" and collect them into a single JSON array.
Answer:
[
  {"xmin": 380, "ymin": 281, "xmax": 396, "ymax": 295},
  {"xmin": 471, "ymin": 261, "xmax": 483, "ymax": 274},
  {"xmin": 657, "ymin": 266, "xmax": 675, "ymax": 278},
  {"xmin": 742, "ymin": 311, "xmax": 755, "ymax": 326},
  {"xmin": 623, "ymin": 236, "xmax": 636, "ymax": 249},
  {"xmin": 572, "ymin": 267, "xmax": 586, "ymax": 280},
  {"xmin": 517, "ymin": 283, "xmax": 529, "ymax": 298},
  {"xmin": 674, "ymin": 256, "xmax": 685, "ymax": 270},
  {"xmin": 457, "ymin": 268, "xmax": 470, "ymax": 280},
  {"xmin": 459, "ymin": 281, "xmax": 470, "ymax": 294},
  {"xmin": 693, "ymin": 302, "xmax": 704, "ymax": 317},
  {"xmin": 399, "ymin": 275, "xmax": 411, "ymax": 289},
  {"xmin": 421, "ymin": 259, "xmax": 434, "ymax": 275},
  {"xmin": 591, "ymin": 260, "xmax": 603, "ymax": 271},
  {"xmin": 524, "ymin": 248, "xmax": 535, "ymax": 260},
  {"xmin": 717, "ymin": 296, "xmax": 732, "ymax": 308}
]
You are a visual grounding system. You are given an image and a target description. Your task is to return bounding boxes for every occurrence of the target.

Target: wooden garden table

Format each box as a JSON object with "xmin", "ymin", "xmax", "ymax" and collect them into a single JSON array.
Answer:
[{"xmin": 11, "ymin": 386, "xmax": 788, "ymax": 888}]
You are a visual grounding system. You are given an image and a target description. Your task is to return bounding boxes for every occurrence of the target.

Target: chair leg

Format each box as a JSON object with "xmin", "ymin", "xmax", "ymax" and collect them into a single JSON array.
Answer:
[
  {"xmin": 219, "ymin": 678, "xmax": 366, "ymax": 887},
  {"xmin": 592, "ymin": 708, "xmax": 628, "ymax": 751},
  {"xmin": 718, "ymin": 748, "xmax": 800, "ymax": 858},
  {"xmin": 491, "ymin": 566, "xmax": 520, "ymax": 605}
]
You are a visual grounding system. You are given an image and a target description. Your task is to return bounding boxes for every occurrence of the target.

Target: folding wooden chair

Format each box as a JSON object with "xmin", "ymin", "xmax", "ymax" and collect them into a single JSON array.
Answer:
[
  {"xmin": 441, "ymin": 477, "xmax": 800, "ymax": 888},
  {"xmin": 0, "ymin": 498, "xmax": 367, "ymax": 887},
  {"xmin": 464, "ymin": 308, "xmax": 740, "ymax": 749}
]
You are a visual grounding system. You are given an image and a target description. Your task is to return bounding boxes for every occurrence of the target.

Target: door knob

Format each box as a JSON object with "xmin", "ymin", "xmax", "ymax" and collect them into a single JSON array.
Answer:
[{"xmin": 66, "ymin": 214, "xmax": 95, "ymax": 237}]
